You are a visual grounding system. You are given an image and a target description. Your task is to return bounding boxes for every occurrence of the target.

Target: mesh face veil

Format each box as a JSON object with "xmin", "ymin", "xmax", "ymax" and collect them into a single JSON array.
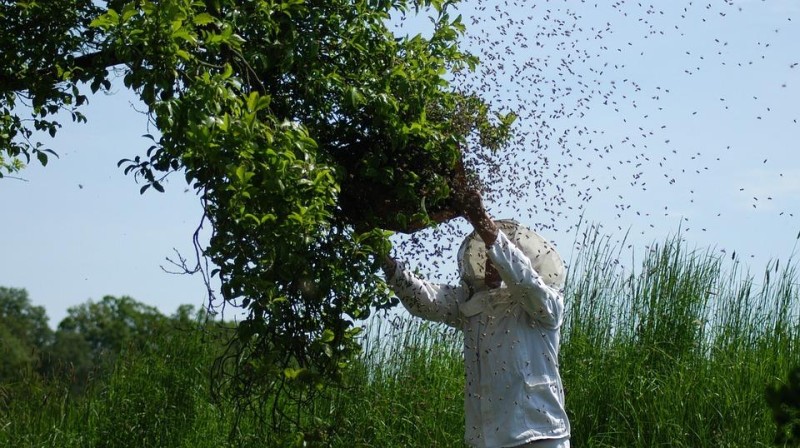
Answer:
[{"xmin": 457, "ymin": 219, "xmax": 566, "ymax": 292}]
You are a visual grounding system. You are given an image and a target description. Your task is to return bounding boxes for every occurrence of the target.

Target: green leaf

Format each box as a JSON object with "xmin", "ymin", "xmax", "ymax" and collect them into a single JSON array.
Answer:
[
  {"xmin": 89, "ymin": 10, "xmax": 119, "ymax": 29},
  {"xmin": 244, "ymin": 213, "xmax": 261, "ymax": 225},
  {"xmin": 320, "ymin": 329, "xmax": 335, "ymax": 343},
  {"xmin": 193, "ymin": 12, "xmax": 215, "ymax": 26},
  {"xmin": 347, "ymin": 87, "xmax": 364, "ymax": 107},
  {"xmin": 36, "ymin": 151, "xmax": 47, "ymax": 166},
  {"xmin": 284, "ymin": 367, "xmax": 306, "ymax": 380},
  {"xmin": 172, "ymin": 29, "xmax": 196, "ymax": 44},
  {"xmin": 121, "ymin": 2, "xmax": 137, "ymax": 21},
  {"xmin": 220, "ymin": 63, "xmax": 233, "ymax": 79}
]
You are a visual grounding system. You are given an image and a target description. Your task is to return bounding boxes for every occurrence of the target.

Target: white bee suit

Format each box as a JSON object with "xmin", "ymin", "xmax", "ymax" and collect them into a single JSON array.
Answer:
[{"xmin": 387, "ymin": 220, "xmax": 570, "ymax": 448}]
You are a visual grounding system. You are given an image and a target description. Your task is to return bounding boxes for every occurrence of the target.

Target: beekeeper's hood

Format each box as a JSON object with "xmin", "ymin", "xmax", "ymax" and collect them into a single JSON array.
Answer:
[{"xmin": 457, "ymin": 219, "xmax": 566, "ymax": 292}]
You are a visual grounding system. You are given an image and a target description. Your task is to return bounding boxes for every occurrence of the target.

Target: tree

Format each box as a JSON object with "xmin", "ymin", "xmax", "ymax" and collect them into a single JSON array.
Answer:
[
  {"xmin": 41, "ymin": 330, "xmax": 93, "ymax": 392},
  {"xmin": 41, "ymin": 295, "xmax": 168, "ymax": 393},
  {"xmin": 57, "ymin": 295, "xmax": 167, "ymax": 360},
  {"xmin": 0, "ymin": 287, "xmax": 52, "ymax": 382},
  {"xmin": 0, "ymin": 0, "xmax": 513, "ymax": 425}
]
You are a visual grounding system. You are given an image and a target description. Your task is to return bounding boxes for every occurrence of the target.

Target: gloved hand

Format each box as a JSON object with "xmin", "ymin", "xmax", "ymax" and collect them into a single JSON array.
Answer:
[
  {"xmin": 459, "ymin": 190, "xmax": 497, "ymax": 243},
  {"xmin": 451, "ymin": 158, "xmax": 498, "ymax": 248},
  {"xmin": 485, "ymin": 258, "xmax": 502, "ymax": 289}
]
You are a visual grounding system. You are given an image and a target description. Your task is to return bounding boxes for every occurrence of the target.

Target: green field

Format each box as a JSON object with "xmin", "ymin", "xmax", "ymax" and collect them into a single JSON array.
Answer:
[{"xmin": 2, "ymin": 231, "xmax": 798, "ymax": 447}]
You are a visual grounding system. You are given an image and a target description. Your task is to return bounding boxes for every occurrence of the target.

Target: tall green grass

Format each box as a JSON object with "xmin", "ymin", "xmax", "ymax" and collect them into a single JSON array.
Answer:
[
  {"xmin": 320, "ymin": 316, "xmax": 465, "ymax": 447},
  {"xmin": 1, "ymin": 231, "xmax": 797, "ymax": 447},
  {"xmin": 562, "ymin": 229, "xmax": 799, "ymax": 447}
]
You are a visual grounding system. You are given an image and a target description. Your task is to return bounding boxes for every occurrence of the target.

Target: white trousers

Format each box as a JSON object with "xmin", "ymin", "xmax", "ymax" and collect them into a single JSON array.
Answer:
[{"xmin": 515, "ymin": 437, "xmax": 570, "ymax": 448}]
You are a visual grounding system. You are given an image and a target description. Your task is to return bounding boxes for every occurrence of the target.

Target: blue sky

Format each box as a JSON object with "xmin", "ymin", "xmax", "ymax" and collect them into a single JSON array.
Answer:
[
  {"xmin": 394, "ymin": 0, "xmax": 800, "ymax": 285},
  {"xmin": 2, "ymin": 89, "xmax": 209, "ymax": 324},
  {"xmin": 2, "ymin": 0, "xmax": 799, "ymax": 326}
]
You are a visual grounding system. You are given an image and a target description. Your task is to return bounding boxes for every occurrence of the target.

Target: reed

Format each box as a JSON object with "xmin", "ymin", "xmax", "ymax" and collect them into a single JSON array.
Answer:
[{"xmin": 2, "ymin": 230, "xmax": 797, "ymax": 447}]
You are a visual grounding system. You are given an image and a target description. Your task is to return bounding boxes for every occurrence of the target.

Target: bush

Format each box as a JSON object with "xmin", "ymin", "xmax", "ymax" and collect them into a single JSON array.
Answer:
[{"xmin": 767, "ymin": 366, "xmax": 800, "ymax": 446}]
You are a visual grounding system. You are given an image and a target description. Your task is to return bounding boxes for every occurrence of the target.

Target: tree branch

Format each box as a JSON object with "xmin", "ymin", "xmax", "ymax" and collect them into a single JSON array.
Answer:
[{"xmin": 0, "ymin": 49, "xmax": 126, "ymax": 93}]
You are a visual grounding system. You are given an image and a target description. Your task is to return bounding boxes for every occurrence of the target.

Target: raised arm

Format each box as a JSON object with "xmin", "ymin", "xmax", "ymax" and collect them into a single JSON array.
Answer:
[
  {"xmin": 459, "ymin": 189, "xmax": 505, "ymax": 289},
  {"xmin": 383, "ymin": 256, "xmax": 467, "ymax": 328},
  {"xmin": 456, "ymin": 189, "xmax": 564, "ymax": 328},
  {"xmin": 485, "ymin": 232, "xmax": 565, "ymax": 328}
]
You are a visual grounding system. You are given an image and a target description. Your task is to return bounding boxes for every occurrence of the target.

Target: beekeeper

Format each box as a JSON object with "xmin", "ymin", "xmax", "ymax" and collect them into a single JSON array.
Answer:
[{"xmin": 383, "ymin": 189, "xmax": 571, "ymax": 448}]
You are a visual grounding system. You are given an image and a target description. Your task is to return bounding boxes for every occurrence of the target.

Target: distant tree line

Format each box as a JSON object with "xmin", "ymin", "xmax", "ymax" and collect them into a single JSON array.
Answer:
[{"xmin": 0, "ymin": 286, "xmax": 218, "ymax": 395}]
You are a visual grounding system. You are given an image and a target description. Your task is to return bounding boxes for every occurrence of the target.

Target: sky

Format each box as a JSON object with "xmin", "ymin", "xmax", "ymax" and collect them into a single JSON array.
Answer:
[{"xmin": 2, "ymin": 0, "xmax": 799, "ymax": 327}]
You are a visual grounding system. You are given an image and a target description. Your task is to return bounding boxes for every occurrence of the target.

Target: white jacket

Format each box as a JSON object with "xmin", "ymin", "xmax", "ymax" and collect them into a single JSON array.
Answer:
[{"xmin": 388, "ymin": 230, "xmax": 570, "ymax": 448}]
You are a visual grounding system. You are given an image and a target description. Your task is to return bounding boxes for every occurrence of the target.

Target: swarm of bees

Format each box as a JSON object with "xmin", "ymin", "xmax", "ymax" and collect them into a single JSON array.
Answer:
[{"xmin": 392, "ymin": 0, "xmax": 799, "ymax": 282}]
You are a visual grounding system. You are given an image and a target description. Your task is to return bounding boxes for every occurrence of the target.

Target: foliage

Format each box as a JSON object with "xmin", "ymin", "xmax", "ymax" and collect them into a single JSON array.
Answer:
[
  {"xmin": 0, "ymin": 0, "xmax": 515, "ymax": 419},
  {"xmin": 0, "ymin": 287, "xmax": 52, "ymax": 381},
  {"xmin": 0, "ymin": 153, "xmax": 24, "ymax": 176},
  {"xmin": 0, "ymin": 287, "xmax": 52, "ymax": 348},
  {"xmin": 0, "ymin": 0, "xmax": 99, "ymax": 174},
  {"xmin": 41, "ymin": 295, "xmax": 169, "ymax": 391},
  {"xmin": 767, "ymin": 366, "xmax": 800, "ymax": 446},
  {"xmin": 57, "ymin": 295, "xmax": 167, "ymax": 359},
  {"xmin": 41, "ymin": 330, "xmax": 94, "ymax": 394},
  {"xmin": 0, "ymin": 298, "xmax": 230, "ymax": 448}
]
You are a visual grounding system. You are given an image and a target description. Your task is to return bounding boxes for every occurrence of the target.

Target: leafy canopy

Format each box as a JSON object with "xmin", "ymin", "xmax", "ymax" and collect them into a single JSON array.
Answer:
[
  {"xmin": 0, "ymin": 287, "xmax": 52, "ymax": 381},
  {"xmin": 0, "ymin": 0, "xmax": 513, "ymax": 410}
]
